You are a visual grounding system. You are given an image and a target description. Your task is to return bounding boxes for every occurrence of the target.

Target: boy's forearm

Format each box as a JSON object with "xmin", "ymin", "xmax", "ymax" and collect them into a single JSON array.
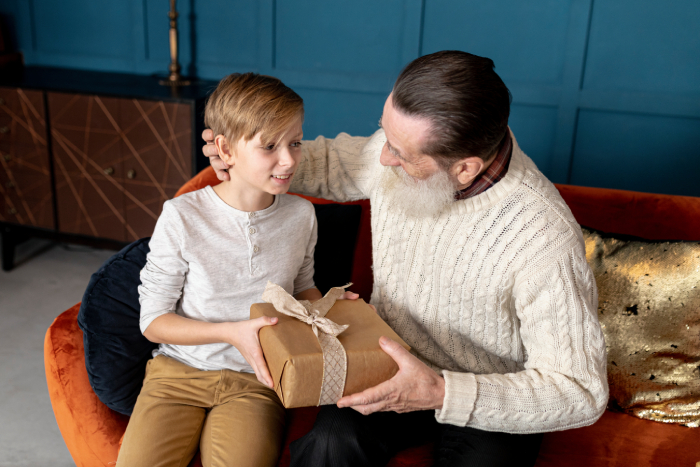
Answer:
[
  {"xmin": 144, "ymin": 289, "xmax": 323, "ymax": 345},
  {"xmin": 143, "ymin": 313, "xmax": 236, "ymax": 346}
]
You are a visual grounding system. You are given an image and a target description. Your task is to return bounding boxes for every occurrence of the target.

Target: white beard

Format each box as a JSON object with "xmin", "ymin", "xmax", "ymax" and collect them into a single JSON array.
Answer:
[{"xmin": 379, "ymin": 165, "xmax": 457, "ymax": 218}]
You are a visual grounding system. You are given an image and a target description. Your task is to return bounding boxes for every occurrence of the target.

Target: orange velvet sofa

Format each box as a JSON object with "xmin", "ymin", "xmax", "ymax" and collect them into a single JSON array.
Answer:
[{"xmin": 45, "ymin": 166, "xmax": 700, "ymax": 467}]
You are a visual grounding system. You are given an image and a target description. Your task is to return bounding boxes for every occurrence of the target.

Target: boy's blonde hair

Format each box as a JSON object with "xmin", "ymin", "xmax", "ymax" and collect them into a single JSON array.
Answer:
[{"xmin": 204, "ymin": 72, "xmax": 304, "ymax": 147}]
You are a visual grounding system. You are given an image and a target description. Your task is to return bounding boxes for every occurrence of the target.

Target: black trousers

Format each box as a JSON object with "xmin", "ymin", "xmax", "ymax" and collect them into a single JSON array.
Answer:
[{"xmin": 290, "ymin": 406, "xmax": 543, "ymax": 467}]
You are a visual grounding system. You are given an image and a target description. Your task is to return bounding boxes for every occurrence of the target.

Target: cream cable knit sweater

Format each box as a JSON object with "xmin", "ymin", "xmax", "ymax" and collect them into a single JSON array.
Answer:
[{"xmin": 291, "ymin": 129, "xmax": 608, "ymax": 433}]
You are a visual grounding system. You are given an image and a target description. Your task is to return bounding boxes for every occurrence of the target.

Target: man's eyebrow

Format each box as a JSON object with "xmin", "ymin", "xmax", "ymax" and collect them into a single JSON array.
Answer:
[{"xmin": 386, "ymin": 140, "xmax": 406, "ymax": 161}]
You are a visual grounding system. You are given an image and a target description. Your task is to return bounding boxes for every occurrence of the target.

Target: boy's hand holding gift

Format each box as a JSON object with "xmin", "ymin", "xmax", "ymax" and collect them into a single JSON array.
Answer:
[
  {"xmin": 224, "ymin": 316, "xmax": 279, "ymax": 389},
  {"xmin": 231, "ymin": 287, "xmax": 359, "ymax": 389}
]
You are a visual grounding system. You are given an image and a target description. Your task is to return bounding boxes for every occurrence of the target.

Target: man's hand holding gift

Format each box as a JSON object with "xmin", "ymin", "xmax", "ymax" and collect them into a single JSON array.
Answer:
[{"xmin": 337, "ymin": 336, "xmax": 445, "ymax": 414}]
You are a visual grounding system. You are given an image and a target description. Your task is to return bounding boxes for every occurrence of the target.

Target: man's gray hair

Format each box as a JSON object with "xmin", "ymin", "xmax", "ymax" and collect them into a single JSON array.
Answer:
[{"xmin": 392, "ymin": 50, "xmax": 511, "ymax": 166}]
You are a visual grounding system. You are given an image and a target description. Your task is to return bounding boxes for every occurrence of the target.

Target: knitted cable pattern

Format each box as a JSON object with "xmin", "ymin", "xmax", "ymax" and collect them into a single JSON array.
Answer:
[{"xmin": 293, "ymin": 129, "xmax": 609, "ymax": 432}]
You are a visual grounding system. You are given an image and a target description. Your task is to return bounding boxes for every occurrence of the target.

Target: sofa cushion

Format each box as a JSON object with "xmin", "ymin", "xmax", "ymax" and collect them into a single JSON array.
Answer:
[
  {"xmin": 78, "ymin": 238, "xmax": 157, "ymax": 416},
  {"xmin": 583, "ymin": 228, "xmax": 700, "ymax": 427}
]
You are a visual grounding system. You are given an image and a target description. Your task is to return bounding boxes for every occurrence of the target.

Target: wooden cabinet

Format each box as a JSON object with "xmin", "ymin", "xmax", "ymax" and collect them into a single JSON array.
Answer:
[
  {"xmin": 48, "ymin": 93, "xmax": 193, "ymax": 242},
  {"xmin": 0, "ymin": 67, "xmax": 213, "ymax": 270},
  {"xmin": 0, "ymin": 87, "xmax": 53, "ymax": 229}
]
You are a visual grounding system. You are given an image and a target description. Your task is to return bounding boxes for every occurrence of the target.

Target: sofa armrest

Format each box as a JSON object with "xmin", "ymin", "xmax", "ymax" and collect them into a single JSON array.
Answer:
[{"xmin": 44, "ymin": 304, "xmax": 128, "ymax": 467}]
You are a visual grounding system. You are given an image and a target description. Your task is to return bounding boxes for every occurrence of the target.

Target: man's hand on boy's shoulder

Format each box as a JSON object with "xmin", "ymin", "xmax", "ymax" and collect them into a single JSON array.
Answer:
[{"xmin": 202, "ymin": 129, "xmax": 230, "ymax": 182}]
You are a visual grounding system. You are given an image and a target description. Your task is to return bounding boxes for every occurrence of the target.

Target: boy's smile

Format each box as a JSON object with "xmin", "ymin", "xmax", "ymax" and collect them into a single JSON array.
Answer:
[{"xmin": 271, "ymin": 173, "xmax": 293, "ymax": 184}]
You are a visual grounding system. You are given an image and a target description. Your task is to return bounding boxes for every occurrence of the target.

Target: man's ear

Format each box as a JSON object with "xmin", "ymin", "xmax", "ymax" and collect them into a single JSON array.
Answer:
[
  {"xmin": 214, "ymin": 135, "xmax": 236, "ymax": 166},
  {"xmin": 451, "ymin": 156, "xmax": 487, "ymax": 190}
]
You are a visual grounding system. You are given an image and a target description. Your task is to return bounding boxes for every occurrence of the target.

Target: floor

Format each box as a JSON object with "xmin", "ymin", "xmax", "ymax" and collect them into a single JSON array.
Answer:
[{"xmin": 0, "ymin": 238, "xmax": 114, "ymax": 467}]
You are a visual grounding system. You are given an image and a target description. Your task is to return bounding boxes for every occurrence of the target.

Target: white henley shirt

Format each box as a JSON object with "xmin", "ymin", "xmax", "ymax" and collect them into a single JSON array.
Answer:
[{"xmin": 139, "ymin": 186, "xmax": 317, "ymax": 373}]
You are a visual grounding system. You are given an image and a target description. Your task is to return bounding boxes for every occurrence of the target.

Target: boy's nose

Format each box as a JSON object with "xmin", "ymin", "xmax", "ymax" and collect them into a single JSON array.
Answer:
[{"xmin": 279, "ymin": 148, "xmax": 296, "ymax": 167}]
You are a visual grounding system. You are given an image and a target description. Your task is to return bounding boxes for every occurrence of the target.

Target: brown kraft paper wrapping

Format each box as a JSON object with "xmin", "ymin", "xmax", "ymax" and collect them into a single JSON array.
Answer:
[{"xmin": 250, "ymin": 298, "xmax": 411, "ymax": 409}]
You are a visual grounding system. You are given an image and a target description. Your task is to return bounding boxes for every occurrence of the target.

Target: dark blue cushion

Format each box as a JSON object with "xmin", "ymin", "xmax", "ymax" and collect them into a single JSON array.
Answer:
[
  {"xmin": 77, "ymin": 203, "xmax": 362, "ymax": 416},
  {"xmin": 78, "ymin": 238, "xmax": 156, "ymax": 416}
]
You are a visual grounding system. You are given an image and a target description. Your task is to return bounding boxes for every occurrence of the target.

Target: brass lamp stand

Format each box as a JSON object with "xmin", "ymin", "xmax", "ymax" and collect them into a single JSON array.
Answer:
[{"xmin": 159, "ymin": 0, "xmax": 191, "ymax": 87}]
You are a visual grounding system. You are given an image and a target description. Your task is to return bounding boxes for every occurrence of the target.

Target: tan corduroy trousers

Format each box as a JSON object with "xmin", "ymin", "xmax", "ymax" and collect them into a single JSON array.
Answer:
[{"xmin": 116, "ymin": 355, "xmax": 285, "ymax": 467}]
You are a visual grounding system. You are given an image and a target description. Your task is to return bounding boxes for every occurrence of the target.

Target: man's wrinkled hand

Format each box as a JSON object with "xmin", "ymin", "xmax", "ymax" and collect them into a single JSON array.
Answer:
[
  {"xmin": 336, "ymin": 336, "xmax": 445, "ymax": 415},
  {"xmin": 202, "ymin": 128, "xmax": 230, "ymax": 182}
]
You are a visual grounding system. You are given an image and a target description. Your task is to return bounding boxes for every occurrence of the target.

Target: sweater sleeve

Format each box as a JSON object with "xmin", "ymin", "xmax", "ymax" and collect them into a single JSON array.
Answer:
[
  {"xmin": 435, "ymin": 243, "xmax": 609, "ymax": 433},
  {"xmin": 290, "ymin": 130, "xmax": 385, "ymax": 202},
  {"xmin": 138, "ymin": 201, "xmax": 189, "ymax": 334}
]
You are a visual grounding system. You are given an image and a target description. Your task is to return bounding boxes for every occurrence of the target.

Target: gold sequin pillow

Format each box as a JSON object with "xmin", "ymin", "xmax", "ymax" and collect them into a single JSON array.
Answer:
[{"xmin": 583, "ymin": 228, "xmax": 700, "ymax": 427}]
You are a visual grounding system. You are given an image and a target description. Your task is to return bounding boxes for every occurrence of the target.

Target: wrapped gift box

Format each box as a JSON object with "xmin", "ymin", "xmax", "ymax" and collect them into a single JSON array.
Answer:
[{"xmin": 250, "ymin": 298, "xmax": 410, "ymax": 408}]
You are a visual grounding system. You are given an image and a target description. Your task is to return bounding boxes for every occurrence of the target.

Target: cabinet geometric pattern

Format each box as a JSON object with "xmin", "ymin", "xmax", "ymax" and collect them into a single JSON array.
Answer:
[
  {"xmin": 48, "ymin": 93, "xmax": 192, "ymax": 242},
  {"xmin": 0, "ymin": 87, "xmax": 54, "ymax": 229}
]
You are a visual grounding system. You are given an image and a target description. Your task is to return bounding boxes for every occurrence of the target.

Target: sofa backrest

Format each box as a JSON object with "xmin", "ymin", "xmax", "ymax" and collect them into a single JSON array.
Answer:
[{"xmin": 556, "ymin": 184, "xmax": 700, "ymax": 241}]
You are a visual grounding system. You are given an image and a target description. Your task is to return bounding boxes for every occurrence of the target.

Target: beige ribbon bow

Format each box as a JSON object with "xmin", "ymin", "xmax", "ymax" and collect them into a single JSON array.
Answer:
[{"xmin": 262, "ymin": 281, "xmax": 352, "ymax": 405}]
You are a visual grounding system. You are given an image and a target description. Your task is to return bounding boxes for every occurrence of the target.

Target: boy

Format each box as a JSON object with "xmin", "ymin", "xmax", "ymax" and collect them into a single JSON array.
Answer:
[{"xmin": 117, "ymin": 73, "xmax": 355, "ymax": 467}]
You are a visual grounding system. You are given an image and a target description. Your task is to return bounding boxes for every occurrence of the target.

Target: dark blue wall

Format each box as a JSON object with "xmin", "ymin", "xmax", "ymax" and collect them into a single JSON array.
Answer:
[{"xmin": 1, "ymin": 0, "xmax": 699, "ymax": 196}]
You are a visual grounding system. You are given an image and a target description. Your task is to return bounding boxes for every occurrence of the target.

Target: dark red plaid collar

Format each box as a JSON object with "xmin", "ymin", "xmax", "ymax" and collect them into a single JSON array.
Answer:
[{"xmin": 455, "ymin": 133, "xmax": 512, "ymax": 200}]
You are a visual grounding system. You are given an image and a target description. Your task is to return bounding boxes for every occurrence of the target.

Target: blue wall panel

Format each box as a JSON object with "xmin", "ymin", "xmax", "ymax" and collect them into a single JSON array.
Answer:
[
  {"xmin": 422, "ymin": 0, "xmax": 570, "ymax": 86},
  {"xmin": 508, "ymin": 105, "xmax": 558, "ymax": 177},
  {"xmin": 584, "ymin": 0, "xmax": 700, "ymax": 94},
  {"xmin": 33, "ymin": 0, "xmax": 132, "ymax": 59},
  {"xmin": 183, "ymin": 0, "xmax": 260, "ymax": 74},
  {"xmin": 297, "ymin": 88, "xmax": 386, "ymax": 140},
  {"xmin": 276, "ymin": 0, "xmax": 406, "ymax": 75},
  {"xmin": 1, "ymin": 0, "xmax": 699, "ymax": 196},
  {"xmin": 571, "ymin": 110, "xmax": 700, "ymax": 197},
  {"xmin": 0, "ymin": 0, "xmax": 146, "ymax": 71}
]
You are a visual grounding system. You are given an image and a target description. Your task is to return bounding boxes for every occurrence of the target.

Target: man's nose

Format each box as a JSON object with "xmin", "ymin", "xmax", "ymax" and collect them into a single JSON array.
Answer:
[{"xmin": 379, "ymin": 144, "xmax": 401, "ymax": 167}]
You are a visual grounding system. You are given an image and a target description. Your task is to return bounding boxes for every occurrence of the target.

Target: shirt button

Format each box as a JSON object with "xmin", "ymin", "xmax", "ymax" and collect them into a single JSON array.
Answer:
[
  {"xmin": 248, "ymin": 212, "xmax": 256, "ymax": 218},
  {"xmin": 253, "ymin": 246, "xmax": 259, "ymax": 253},
  {"xmin": 249, "ymin": 228, "xmax": 256, "ymax": 234}
]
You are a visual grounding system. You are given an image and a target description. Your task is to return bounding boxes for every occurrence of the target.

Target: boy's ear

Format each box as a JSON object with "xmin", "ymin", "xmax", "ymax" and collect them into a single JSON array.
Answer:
[{"xmin": 214, "ymin": 135, "xmax": 235, "ymax": 166}]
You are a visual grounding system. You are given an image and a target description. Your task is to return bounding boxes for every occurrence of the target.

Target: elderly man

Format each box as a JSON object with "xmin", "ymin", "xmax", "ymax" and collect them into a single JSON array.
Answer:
[{"xmin": 203, "ymin": 50, "xmax": 608, "ymax": 467}]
